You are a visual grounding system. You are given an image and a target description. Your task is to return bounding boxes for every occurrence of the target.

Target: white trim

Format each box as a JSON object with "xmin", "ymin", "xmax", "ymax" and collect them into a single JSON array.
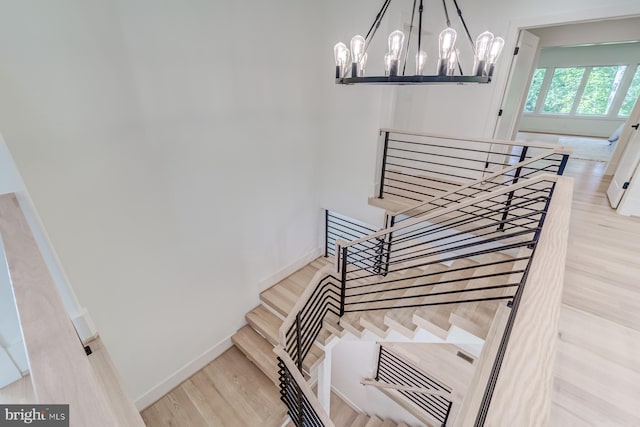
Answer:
[
  {"xmin": 73, "ymin": 308, "xmax": 99, "ymax": 343},
  {"xmin": 256, "ymin": 247, "xmax": 323, "ymax": 292},
  {"xmin": 134, "ymin": 335, "xmax": 234, "ymax": 410}
]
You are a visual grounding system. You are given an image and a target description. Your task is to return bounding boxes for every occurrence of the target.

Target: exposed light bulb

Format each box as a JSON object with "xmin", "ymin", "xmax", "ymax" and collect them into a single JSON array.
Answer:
[
  {"xmin": 334, "ymin": 42, "xmax": 350, "ymax": 78},
  {"xmin": 388, "ymin": 30, "xmax": 405, "ymax": 60},
  {"xmin": 386, "ymin": 30, "xmax": 404, "ymax": 77},
  {"xmin": 473, "ymin": 31, "xmax": 494, "ymax": 76},
  {"xmin": 350, "ymin": 35, "xmax": 366, "ymax": 77},
  {"xmin": 359, "ymin": 53, "xmax": 368, "ymax": 76},
  {"xmin": 437, "ymin": 28, "xmax": 457, "ymax": 76},
  {"xmin": 415, "ymin": 50, "xmax": 427, "ymax": 75},
  {"xmin": 486, "ymin": 36, "xmax": 505, "ymax": 77},
  {"xmin": 384, "ymin": 53, "xmax": 392, "ymax": 76},
  {"xmin": 447, "ymin": 49, "xmax": 459, "ymax": 76},
  {"xmin": 350, "ymin": 35, "xmax": 366, "ymax": 63}
]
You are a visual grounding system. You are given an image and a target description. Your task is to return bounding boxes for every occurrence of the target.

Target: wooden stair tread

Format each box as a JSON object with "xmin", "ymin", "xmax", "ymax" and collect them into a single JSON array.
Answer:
[
  {"xmin": 368, "ymin": 197, "xmax": 412, "ymax": 213},
  {"xmin": 380, "ymin": 419, "xmax": 395, "ymax": 427},
  {"xmin": 231, "ymin": 326, "xmax": 279, "ymax": 386},
  {"xmin": 448, "ymin": 253, "xmax": 518, "ymax": 339},
  {"xmin": 259, "ymin": 257, "xmax": 332, "ymax": 317},
  {"xmin": 384, "ymin": 265, "xmax": 450, "ymax": 338},
  {"xmin": 364, "ymin": 415, "xmax": 384, "ymax": 427},
  {"xmin": 245, "ymin": 305, "xmax": 325, "ymax": 373},
  {"xmin": 412, "ymin": 259, "xmax": 478, "ymax": 338},
  {"xmin": 352, "ymin": 414, "xmax": 370, "ymax": 427}
]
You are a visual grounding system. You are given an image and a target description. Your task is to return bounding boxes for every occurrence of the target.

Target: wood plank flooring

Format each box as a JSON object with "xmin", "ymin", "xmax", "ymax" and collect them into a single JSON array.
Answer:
[{"xmin": 549, "ymin": 159, "xmax": 640, "ymax": 426}]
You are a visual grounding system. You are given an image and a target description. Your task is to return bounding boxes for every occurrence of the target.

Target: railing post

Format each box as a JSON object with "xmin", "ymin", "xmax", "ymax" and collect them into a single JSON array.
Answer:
[
  {"xmin": 325, "ymin": 210, "xmax": 329, "ymax": 258},
  {"xmin": 442, "ymin": 400, "xmax": 453, "ymax": 427},
  {"xmin": 498, "ymin": 146, "xmax": 528, "ymax": 231},
  {"xmin": 295, "ymin": 313, "xmax": 303, "ymax": 372},
  {"xmin": 383, "ymin": 216, "xmax": 395, "ymax": 276},
  {"xmin": 557, "ymin": 154, "xmax": 569, "ymax": 175},
  {"xmin": 340, "ymin": 247, "xmax": 347, "ymax": 317},
  {"xmin": 374, "ymin": 345, "xmax": 383, "ymax": 381},
  {"xmin": 379, "ymin": 131, "xmax": 390, "ymax": 199}
]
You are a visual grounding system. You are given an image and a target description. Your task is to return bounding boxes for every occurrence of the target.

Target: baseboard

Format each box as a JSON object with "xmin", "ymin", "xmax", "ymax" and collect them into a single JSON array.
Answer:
[
  {"xmin": 256, "ymin": 247, "xmax": 323, "ymax": 292},
  {"xmin": 134, "ymin": 334, "xmax": 234, "ymax": 411},
  {"xmin": 331, "ymin": 384, "xmax": 365, "ymax": 414}
]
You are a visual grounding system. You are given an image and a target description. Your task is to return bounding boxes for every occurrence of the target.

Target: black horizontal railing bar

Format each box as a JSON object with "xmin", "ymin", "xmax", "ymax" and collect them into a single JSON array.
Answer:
[
  {"xmin": 386, "ymin": 161, "xmax": 483, "ymax": 182},
  {"xmin": 292, "ymin": 297, "xmax": 340, "ymax": 343},
  {"xmin": 394, "ymin": 160, "xmax": 562, "ymax": 222},
  {"xmin": 380, "ymin": 228, "xmax": 537, "ymax": 274},
  {"xmin": 346, "ymin": 239, "xmax": 537, "ymax": 283},
  {"xmin": 285, "ymin": 285, "xmax": 339, "ymax": 339},
  {"xmin": 347, "ymin": 222, "xmax": 538, "ymax": 273},
  {"xmin": 377, "ymin": 348, "xmax": 452, "ymax": 422},
  {"xmin": 384, "ymin": 168, "xmax": 470, "ymax": 187},
  {"xmin": 383, "ymin": 190, "xmax": 424, "ymax": 202},
  {"xmin": 379, "ymin": 348, "xmax": 451, "ymax": 392},
  {"xmin": 342, "ymin": 176, "xmax": 555, "ymax": 248},
  {"xmin": 347, "ymin": 193, "xmax": 542, "ymax": 258},
  {"xmin": 327, "ymin": 215, "xmax": 377, "ymax": 234},
  {"xmin": 347, "ymin": 256, "xmax": 529, "ymax": 290},
  {"xmin": 386, "ymin": 154, "xmax": 497, "ymax": 175},
  {"xmin": 286, "ymin": 285, "xmax": 339, "ymax": 339},
  {"xmin": 346, "ymin": 220, "xmax": 538, "ymax": 276},
  {"xmin": 387, "ymin": 137, "xmax": 533, "ymax": 157},
  {"xmin": 344, "ymin": 294, "xmax": 514, "ymax": 313},
  {"xmin": 327, "ymin": 223, "xmax": 379, "ymax": 241},
  {"xmin": 346, "ymin": 270, "xmax": 523, "ymax": 299},
  {"xmin": 345, "ymin": 199, "xmax": 545, "ymax": 264},
  {"xmin": 383, "ymin": 182, "xmax": 450, "ymax": 199},
  {"xmin": 384, "ymin": 176, "xmax": 458, "ymax": 195},
  {"xmin": 347, "ymin": 274, "xmax": 520, "ymax": 301},
  {"xmin": 377, "ymin": 359, "xmax": 451, "ymax": 405},
  {"xmin": 375, "ymin": 375, "xmax": 451, "ymax": 412},
  {"xmin": 387, "ymin": 146, "xmax": 516, "ymax": 168},
  {"xmin": 384, "ymin": 211, "xmax": 541, "ymax": 258}
]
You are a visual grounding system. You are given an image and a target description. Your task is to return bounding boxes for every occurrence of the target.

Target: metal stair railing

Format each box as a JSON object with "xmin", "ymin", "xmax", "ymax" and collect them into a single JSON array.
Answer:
[{"xmin": 277, "ymin": 174, "xmax": 563, "ymax": 427}]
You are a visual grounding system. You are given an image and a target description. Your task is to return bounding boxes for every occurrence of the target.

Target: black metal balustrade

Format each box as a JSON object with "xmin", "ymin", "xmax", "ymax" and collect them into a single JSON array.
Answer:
[
  {"xmin": 278, "ymin": 357, "xmax": 329, "ymax": 427},
  {"xmin": 325, "ymin": 210, "xmax": 381, "ymax": 275},
  {"xmin": 279, "ymin": 173, "xmax": 562, "ymax": 427},
  {"xmin": 374, "ymin": 346, "xmax": 453, "ymax": 426},
  {"xmin": 377, "ymin": 129, "xmax": 570, "ymax": 212}
]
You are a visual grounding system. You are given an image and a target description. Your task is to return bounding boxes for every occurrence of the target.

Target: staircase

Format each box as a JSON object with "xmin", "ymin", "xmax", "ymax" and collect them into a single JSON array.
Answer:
[{"xmin": 230, "ymin": 130, "xmax": 573, "ymax": 427}]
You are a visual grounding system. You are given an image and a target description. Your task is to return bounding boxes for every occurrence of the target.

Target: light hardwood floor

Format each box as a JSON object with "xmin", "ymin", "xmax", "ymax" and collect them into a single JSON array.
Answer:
[
  {"xmin": 550, "ymin": 159, "xmax": 640, "ymax": 426},
  {"xmin": 142, "ymin": 159, "xmax": 640, "ymax": 426}
]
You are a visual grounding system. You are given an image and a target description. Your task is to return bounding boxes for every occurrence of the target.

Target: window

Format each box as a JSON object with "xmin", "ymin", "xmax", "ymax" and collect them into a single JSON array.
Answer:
[
  {"xmin": 524, "ymin": 64, "xmax": 640, "ymax": 118},
  {"xmin": 524, "ymin": 68, "xmax": 546, "ymax": 113},
  {"xmin": 577, "ymin": 66, "xmax": 626, "ymax": 115},
  {"xmin": 542, "ymin": 67, "xmax": 585, "ymax": 114},
  {"xmin": 619, "ymin": 67, "xmax": 640, "ymax": 117}
]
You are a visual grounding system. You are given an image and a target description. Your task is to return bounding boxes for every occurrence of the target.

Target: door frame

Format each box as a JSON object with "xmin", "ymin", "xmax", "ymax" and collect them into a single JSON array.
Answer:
[{"xmin": 486, "ymin": 5, "xmax": 640, "ymax": 142}]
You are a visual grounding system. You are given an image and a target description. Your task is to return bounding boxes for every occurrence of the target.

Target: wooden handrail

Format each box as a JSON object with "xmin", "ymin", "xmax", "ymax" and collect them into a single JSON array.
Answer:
[
  {"xmin": 454, "ymin": 176, "xmax": 573, "ymax": 426},
  {"xmin": 480, "ymin": 176, "xmax": 572, "ymax": 426},
  {"xmin": 389, "ymin": 151, "xmax": 567, "ymax": 218},
  {"xmin": 0, "ymin": 193, "xmax": 119, "ymax": 427},
  {"xmin": 361, "ymin": 379, "xmax": 452, "ymax": 398},
  {"xmin": 273, "ymin": 346, "xmax": 335, "ymax": 427},
  {"xmin": 337, "ymin": 173, "xmax": 560, "ymax": 250},
  {"xmin": 379, "ymin": 128, "xmax": 574, "ymax": 154},
  {"xmin": 278, "ymin": 264, "xmax": 339, "ymax": 346}
]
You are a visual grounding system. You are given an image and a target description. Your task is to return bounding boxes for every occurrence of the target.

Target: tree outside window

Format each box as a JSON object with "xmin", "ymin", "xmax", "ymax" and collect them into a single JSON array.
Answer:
[
  {"xmin": 542, "ymin": 67, "xmax": 585, "ymax": 114},
  {"xmin": 619, "ymin": 67, "xmax": 640, "ymax": 117}
]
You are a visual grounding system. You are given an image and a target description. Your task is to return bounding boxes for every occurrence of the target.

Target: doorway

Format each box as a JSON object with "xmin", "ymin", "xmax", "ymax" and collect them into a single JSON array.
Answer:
[{"xmin": 494, "ymin": 17, "xmax": 640, "ymax": 171}]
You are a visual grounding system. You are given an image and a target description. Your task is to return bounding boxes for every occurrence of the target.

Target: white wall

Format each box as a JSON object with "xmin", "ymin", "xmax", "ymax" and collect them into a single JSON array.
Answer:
[{"xmin": 0, "ymin": 0, "xmax": 327, "ymax": 403}]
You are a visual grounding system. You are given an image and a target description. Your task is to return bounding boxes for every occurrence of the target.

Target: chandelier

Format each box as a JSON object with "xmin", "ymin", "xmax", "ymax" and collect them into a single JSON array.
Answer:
[{"xmin": 334, "ymin": 0, "xmax": 505, "ymax": 85}]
